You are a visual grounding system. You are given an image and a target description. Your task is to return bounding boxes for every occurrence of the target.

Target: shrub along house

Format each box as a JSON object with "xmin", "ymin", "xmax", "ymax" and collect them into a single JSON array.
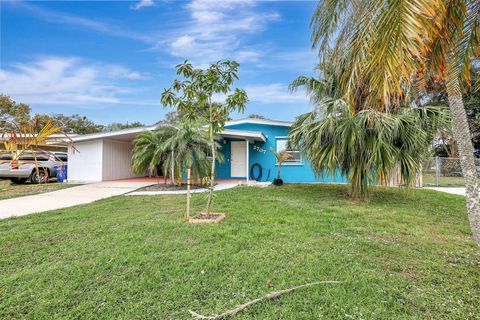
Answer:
[{"xmin": 67, "ymin": 118, "xmax": 346, "ymax": 184}]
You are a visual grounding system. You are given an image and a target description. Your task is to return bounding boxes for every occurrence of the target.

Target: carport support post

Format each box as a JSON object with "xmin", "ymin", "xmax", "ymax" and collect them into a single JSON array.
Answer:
[
  {"xmin": 186, "ymin": 168, "xmax": 191, "ymax": 221},
  {"xmin": 246, "ymin": 139, "xmax": 249, "ymax": 183}
]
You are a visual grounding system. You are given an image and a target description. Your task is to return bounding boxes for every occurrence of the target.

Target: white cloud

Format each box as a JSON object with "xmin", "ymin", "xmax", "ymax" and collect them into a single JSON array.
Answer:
[
  {"xmin": 107, "ymin": 66, "xmax": 147, "ymax": 80},
  {"xmin": 271, "ymin": 49, "xmax": 319, "ymax": 72},
  {"xmin": 212, "ymin": 83, "xmax": 308, "ymax": 105},
  {"xmin": 131, "ymin": 0, "xmax": 155, "ymax": 10},
  {"xmin": 0, "ymin": 57, "xmax": 147, "ymax": 106},
  {"xmin": 8, "ymin": 1, "xmax": 155, "ymax": 44},
  {"xmin": 167, "ymin": 0, "xmax": 280, "ymax": 65},
  {"xmin": 245, "ymin": 83, "xmax": 308, "ymax": 104},
  {"xmin": 234, "ymin": 50, "xmax": 262, "ymax": 63},
  {"xmin": 7, "ymin": 1, "xmax": 280, "ymax": 68}
]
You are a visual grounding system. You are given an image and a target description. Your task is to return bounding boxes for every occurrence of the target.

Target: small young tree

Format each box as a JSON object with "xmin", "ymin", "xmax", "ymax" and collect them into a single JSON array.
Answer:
[{"xmin": 161, "ymin": 60, "xmax": 248, "ymax": 215}]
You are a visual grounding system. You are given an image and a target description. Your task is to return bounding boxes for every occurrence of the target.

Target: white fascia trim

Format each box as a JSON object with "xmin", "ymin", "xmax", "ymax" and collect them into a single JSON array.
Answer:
[
  {"xmin": 224, "ymin": 118, "xmax": 292, "ymax": 127},
  {"xmin": 219, "ymin": 129, "xmax": 267, "ymax": 142},
  {"xmin": 69, "ymin": 125, "xmax": 160, "ymax": 143}
]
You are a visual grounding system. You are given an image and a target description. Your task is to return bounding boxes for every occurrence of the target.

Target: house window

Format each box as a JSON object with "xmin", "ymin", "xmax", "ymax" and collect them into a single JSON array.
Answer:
[{"xmin": 275, "ymin": 138, "xmax": 301, "ymax": 164}]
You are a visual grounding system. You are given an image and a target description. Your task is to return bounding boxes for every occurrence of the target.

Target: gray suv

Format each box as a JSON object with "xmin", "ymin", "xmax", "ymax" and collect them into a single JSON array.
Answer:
[{"xmin": 0, "ymin": 151, "xmax": 67, "ymax": 184}]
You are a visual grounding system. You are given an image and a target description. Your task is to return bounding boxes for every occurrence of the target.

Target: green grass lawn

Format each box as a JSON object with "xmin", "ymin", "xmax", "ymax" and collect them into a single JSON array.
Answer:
[
  {"xmin": 422, "ymin": 173, "xmax": 466, "ymax": 187},
  {"xmin": 0, "ymin": 179, "xmax": 75, "ymax": 200},
  {"xmin": 0, "ymin": 184, "xmax": 479, "ymax": 319}
]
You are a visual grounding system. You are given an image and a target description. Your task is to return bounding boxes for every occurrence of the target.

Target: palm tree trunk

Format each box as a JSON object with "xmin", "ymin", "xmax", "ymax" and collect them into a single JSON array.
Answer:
[
  {"xmin": 206, "ymin": 102, "xmax": 215, "ymax": 215},
  {"xmin": 446, "ymin": 53, "xmax": 480, "ymax": 246}
]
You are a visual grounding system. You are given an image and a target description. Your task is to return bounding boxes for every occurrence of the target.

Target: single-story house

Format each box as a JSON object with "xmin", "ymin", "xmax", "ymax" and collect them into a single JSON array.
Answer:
[{"xmin": 67, "ymin": 118, "xmax": 346, "ymax": 184}]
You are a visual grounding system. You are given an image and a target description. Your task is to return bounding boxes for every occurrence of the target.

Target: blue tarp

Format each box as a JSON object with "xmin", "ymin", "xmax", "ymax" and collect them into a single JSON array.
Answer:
[{"xmin": 54, "ymin": 165, "xmax": 67, "ymax": 183}]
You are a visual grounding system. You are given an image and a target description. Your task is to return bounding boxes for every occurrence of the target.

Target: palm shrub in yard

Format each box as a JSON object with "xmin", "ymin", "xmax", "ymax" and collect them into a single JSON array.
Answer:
[
  {"xmin": 290, "ymin": 70, "xmax": 448, "ymax": 198},
  {"xmin": 290, "ymin": 103, "xmax": 447, "ymax": 198},
  {"xmin": 132, "ymin": 126, "xmax": 177, "ymax": 184},
  {"xmin": 132, "ymin": 123, "xmax": 215, "ymax": 184},
  {"xmin": 161, "ymin": 122, "xmax": 223, "ymax": 183},
  {"xmin": 289, "ymin": 70, "xmax": 448, "ymax": 198}
]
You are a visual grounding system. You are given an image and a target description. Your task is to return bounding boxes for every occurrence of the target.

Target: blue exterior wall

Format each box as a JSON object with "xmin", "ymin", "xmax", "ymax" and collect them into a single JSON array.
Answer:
[{"xmin": 216, "ymin": 122, "xmax": 346, "ymax": 183}]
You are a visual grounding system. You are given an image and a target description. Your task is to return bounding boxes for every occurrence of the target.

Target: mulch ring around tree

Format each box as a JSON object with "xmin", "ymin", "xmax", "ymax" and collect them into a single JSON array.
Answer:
[
  {"xmin": 189, "ymin": 213, "xmax": 225, "ymax": 224},
  {"xmin": 137, "ymin": 184, "xmax": 205, "ymax": 192}
]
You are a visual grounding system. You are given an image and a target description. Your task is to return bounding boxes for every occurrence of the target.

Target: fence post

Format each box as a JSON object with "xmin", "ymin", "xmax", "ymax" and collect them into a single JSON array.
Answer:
[
  {"xmin": 418, "ymin": 163, "xmax": 423, "ymax": 188},
  {"xmin": 435, "ymin": 156, "xmax": 440, "ymax": 187}
]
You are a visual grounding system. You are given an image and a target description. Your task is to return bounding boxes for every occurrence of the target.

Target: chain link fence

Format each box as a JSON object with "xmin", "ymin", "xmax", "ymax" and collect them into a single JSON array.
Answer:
[{"xmin": 422, "ymin": 157, "xmax": 480, "ymax": 187}]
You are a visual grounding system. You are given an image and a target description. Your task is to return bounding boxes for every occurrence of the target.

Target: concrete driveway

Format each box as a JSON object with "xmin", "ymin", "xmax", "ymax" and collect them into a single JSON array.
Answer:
[
  {"xmin": 0, "ymin": 181, "xmax": 153, "ymax": 219},
  {"xmin": 425, "ymin": 187, "xmax": 466, "ymax": 196}
]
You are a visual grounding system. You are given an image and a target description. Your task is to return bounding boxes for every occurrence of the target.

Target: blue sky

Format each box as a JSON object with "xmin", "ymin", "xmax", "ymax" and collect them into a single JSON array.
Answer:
[{"xmin": 1, "ymin": 0, "xmax": 318, "ymax": 125}]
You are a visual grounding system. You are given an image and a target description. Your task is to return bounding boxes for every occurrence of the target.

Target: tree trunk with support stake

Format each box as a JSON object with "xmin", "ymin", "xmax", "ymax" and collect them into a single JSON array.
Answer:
[
  {"xmin": 170, "ymin": 150, "xmax": 175, "ymax": 185},
  {"xmin": 186, "ymin": 168, "xmax": 191, "ymax": 221},
  {"xmin": 206, "ymin": 101, "xmax": 215, "ymax": 216}
]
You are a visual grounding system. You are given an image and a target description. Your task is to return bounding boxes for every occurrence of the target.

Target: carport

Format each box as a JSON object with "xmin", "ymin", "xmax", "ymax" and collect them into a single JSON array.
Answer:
[{"xmin": 67, "ymin": 126, "xmax": 158, "ymax": 183}]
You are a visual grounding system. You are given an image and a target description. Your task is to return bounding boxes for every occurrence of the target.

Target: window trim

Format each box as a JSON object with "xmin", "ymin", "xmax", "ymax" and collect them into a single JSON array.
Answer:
[{"xmin": 275, "ymin": 138, "xmax": 302, "ymax": 165}]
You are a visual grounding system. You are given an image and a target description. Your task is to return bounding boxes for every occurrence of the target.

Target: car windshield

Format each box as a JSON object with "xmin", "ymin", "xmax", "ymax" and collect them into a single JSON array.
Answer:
[
  {"xmin": 18, "ymin": 152, "xmax": 50, "ymax": 161},
  {"xmin": 0, "ymin": 153, "xmax": 12, "ymax": 161},
  {"xmin": 54, "ymin": 153, "xmax": 68, "ymax": 161}
]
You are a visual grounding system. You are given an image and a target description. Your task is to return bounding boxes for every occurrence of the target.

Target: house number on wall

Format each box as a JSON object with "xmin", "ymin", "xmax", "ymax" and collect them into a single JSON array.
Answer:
[{"xmin": 253, "ymin": 145, "xmax": 266, "ymax": 154}]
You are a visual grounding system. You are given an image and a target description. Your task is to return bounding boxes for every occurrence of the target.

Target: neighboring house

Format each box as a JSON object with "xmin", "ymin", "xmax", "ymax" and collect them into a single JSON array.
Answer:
[
  {"xmin": 66, "ymin": 118, "xmax": 346, "ymax": 184},
  {"xmin": 0, "ymin": 134, "xmax": 73, "ymax": 152}
]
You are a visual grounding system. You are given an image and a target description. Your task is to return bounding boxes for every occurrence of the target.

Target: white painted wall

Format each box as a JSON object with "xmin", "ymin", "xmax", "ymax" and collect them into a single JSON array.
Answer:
[
  {"xmin": 67, "ymin": 140, "xmax": 104, "ymax": 183},
  {"xmin": 102, "ymin": 139, "xmax": 138, "ymax": 181}
]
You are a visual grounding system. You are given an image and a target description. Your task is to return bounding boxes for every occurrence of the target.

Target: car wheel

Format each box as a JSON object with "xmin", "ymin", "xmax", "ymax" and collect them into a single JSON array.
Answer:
[
  {"xmin": 31, "ymin": 168, "xmax": 49, "ymax": 184},
  {"xmin": 10, "ymin": 177, "xmax": 28, "ymax": 184}
]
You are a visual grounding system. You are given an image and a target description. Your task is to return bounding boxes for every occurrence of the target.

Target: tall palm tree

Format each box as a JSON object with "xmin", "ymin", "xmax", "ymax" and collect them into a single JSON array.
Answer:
[{"xmin": 310, "ymin": 0, "xmax": 480, "ymax": 244}]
